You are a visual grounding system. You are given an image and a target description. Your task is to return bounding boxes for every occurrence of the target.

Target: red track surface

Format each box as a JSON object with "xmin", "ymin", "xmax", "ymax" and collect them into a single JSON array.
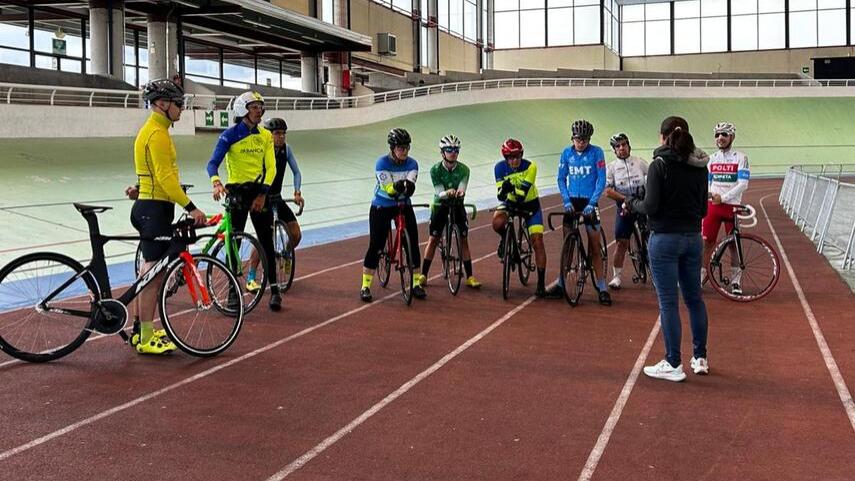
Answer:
[{"xmin": 2, "ymin": 179, "xmax": 854, "ymax": 480}]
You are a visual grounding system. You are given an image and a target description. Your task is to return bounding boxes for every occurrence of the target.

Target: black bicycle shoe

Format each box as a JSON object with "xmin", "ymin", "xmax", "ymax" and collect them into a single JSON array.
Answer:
[
  {"xmin": 545, "ymin": 285, "xmax": 564, "ymax": 299},
  {"xmin": 269, "ymin": 291, "xmax": 282, "ymax": 311},
  {"xmin": 413, "ymin": 285, "xmax": 427, "ymax": 300},
  {"xmin": 598, "ymin": 290, "xmax": 612, "ymax": 306},
  {"xmin": 360, "ymin": 287, "xmax": 373, "ymax": 302}
]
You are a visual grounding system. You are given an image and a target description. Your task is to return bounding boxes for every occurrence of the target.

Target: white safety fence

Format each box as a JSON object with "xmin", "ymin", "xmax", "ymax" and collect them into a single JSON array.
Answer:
[
  {"xmin": 779, "ymin": 165, "xmax": 855, "ymax": 270},
  {"xmin": 3, "ymin": 77, "xmax": 855, "ymax": 111}
]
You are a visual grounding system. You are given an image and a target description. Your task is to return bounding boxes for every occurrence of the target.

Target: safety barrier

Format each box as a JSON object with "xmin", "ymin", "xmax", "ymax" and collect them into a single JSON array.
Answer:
[{"xmin": 779, "ymin": 165, "xmax": 855, "ymax": 269}]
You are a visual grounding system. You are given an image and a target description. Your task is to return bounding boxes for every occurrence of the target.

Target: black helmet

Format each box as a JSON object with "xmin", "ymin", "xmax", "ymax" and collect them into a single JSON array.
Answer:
[
  {"xmin": 265, "ymin": 117, "xmax": 288, "ymax": 132},
  {"xmin": 571, "ymin": 119, "xmax": 594, "ymax": 139},
  {"xmin": 609, "ymin": 132, "xmax": 630, "ymax": 149},
  {"xmin": 388, "ymin": 128, "xmax": 412, "ymax": 148},
  {"xmin": 142, "ymin": 78, "xmax": 184, "ymax": 103}
]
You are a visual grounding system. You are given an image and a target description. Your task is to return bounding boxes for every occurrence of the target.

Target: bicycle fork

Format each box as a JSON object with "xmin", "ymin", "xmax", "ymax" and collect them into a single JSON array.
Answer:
[{"xmin": 179, "ymin": 252, "xmax": 211, "ymax": 308}]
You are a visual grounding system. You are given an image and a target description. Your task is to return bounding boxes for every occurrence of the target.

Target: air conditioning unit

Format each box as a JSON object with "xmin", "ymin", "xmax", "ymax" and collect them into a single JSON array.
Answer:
[{"xmin": 377, "ymin": 33, "xmax": 397, "ymax": 56}]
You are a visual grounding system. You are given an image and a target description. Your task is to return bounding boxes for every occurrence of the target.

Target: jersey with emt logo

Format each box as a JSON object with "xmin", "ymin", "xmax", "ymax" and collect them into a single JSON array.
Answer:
[
  {"xmin": 557, "ymin": 144, "xmax": 607, "ymax": 208},
  {"xmin": 708, "ymin": 149, "xmax": 750, "ymax": 205}
]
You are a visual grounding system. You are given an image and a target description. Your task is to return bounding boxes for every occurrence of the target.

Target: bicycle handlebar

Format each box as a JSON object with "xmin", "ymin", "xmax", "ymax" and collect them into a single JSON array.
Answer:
[
  {"xmin": 281, "ymin": 198, "xmax": 305, "ymax": 216},
  {"xmin": 735, "ymin": 204, "xmax": 758, "ymax": 228},
  {"xmin": 547, "ymin": 210, "xmax": 593, "ymax": 231}
]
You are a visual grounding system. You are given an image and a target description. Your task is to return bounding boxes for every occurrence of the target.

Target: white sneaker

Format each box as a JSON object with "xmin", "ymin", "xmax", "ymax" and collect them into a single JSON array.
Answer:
[
  {"xmin": 643, "ymin": 360, "xmax": 687, "ymax": 382},
  {"xmin": 690, "ymin": 357, "xmax": 709, "ymax": 375},
  {"xmin": 608, "ymin": 274, "xmax": 622, "ymax": 289}
]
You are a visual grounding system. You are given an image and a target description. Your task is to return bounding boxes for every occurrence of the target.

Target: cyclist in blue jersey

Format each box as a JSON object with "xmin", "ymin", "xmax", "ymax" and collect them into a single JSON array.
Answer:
[
  {"xmin": 547, "ymin": 119, "xmax": 612, "ymax": 306},
  {"xmin": 360, "ymin": 128, "xmax": 427, "ymax": 302}
]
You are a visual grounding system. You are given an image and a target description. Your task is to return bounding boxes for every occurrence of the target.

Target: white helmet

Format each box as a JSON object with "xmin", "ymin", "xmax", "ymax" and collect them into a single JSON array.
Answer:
[
  {"xmin": 714, "ymin": 122, "xmax": 736, "ymax": 136},
  {"xmin": 233, "ymin": 91, "xmax": 264, "ymax": 118},
  {"xmin": 439, "ymin": 134, "xmax": 461, "ymax": 150}
]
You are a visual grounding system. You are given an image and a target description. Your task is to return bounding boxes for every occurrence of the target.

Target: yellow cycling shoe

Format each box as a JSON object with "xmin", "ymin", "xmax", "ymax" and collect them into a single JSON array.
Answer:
[
  {"xmin": 246, "ymin": 279, "xmax": 262, "ymax": 292},
  {"xmin": 415, "ymin": 274, "xmax": 427, "ymax": 287},
  {"xmin": 134, "ymin": 335, "xmax": 177, "ymax": 355},
  {"xmin": 130, "ymin": 329, "xmax": 167, "ymax": 347},
  {"xmin": 466, "ymin": 276, "xmax": 482, "ymax": 288}
]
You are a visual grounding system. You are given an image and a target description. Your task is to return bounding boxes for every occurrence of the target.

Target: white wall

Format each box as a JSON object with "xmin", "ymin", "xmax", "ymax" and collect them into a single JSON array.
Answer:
[
  {"xmin": 194, "ymin": 84, "xmax": 855, "ymax": 132},
  {"xmin": 0, "ymin": 104, "xmax": 196, "ymax": 138}
]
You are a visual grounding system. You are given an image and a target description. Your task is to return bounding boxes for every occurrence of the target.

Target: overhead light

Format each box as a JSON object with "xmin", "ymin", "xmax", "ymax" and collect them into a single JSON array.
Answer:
[{"xmin": 188, "ymin": 32, "xmax": 223, "ymax": 37}]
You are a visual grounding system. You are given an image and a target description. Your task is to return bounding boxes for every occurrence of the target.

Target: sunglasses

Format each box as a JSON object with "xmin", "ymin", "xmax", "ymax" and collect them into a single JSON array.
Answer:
[
  {"xmin": 715, "ymin": 132, "xmax": 730, "ymax": 138},
  {"xmin": 573, "ymin": 136, "xmax": 591, "ymax": 142},
  {"xmin": 442, "ymin": 147, "xmax": 460, "ymax": 153},
  {"xmin": 394, "ymin": 144, "xmax": 411, "ymax": 150},
  {"xmin": 171, "ymin": 99, "xmax": 185, "ymax": 109}
]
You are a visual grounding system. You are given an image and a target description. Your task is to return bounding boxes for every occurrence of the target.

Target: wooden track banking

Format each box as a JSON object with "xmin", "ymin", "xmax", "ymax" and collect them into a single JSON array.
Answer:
[{"xmin": 1, "ymin": 179, "xmax": 854, "ymax": 481}]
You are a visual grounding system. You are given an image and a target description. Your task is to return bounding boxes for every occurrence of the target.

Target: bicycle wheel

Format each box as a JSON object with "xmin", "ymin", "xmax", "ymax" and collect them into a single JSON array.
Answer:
[
  {"xmin": 378, "ymin": 232, "xmax": 392, "ymax": 288},
  {"xmin": 159, "ymin": 254, "xmax": 244, "ymax": 357},
  {"xmin": 447, "ymin": 225, "xmax": 464, "ymax": 295},
  {"xmin": 629, "ymin": 226, "xmax": 647, "ymax": 284},
  {"xmin": 438, "ymin": 226, "xmax": 448, "ymax": 280},
  {"xmin": 598, "ymin": 226, "xmax": 609, "ymax": 279},
  {"xmin": 502, "ymin": 228, "xmax": 515, "ymax": 300},
  {"xmin": 0, "ymin": 252, "xmax": 97, "ymax": 362},
  {"xmin": 134, "ymin": 243, "xmax": 145, "ymax": 277},
  {"xmin": 708, "ymin": 233, "xmax": 780, "ymax": 302},
  {"xmin": 398, "ymin": 229, "xmax": 414, "ymax": 305},
  {"xmin": 207, "ymin": 232, "xmax": 267, "ymax": 314},
  {"xmin": 560, "ymin": 235, "xmax": 585, "ymax": 306},
  {"xmin": 517, "ymin": 222, "xmax": 533, "ymax": 286},
  {"xmin": 273, "ymin": 220, "xmax": 296, "ymax": 293}
]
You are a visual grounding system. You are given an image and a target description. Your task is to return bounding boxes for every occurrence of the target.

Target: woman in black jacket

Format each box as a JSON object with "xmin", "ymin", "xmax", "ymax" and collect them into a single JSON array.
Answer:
[{"xmin": 627, "ymin": 116, "xmax": 710, "ymax": 382}]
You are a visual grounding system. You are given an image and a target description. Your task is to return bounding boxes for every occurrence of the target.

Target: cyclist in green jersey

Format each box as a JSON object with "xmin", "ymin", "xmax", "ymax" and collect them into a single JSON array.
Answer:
[{"xmin": 417, "ymin": 135, "xmax": 481, "ymax": 288}]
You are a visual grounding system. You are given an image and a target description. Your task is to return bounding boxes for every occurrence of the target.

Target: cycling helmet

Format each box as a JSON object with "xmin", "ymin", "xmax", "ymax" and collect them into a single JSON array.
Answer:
[
  {"xmin": 142, "ymin": 78, "xmax": 184, "ymax": 103},
  {"xmin": 714, "ymin": 122, "xmax": 736, "ymax": 136},
  {"xmin": 388, "ymin": 128, "xmax": 412, "ymax": 148},
  {"xmin": 439, "ymin": 134, "xmax": 461, "ymax": 150},
  {"xmin": 501, "ymin": 138, "xmax": 524, "ymax": 158},
  {"xmin": 571, "ymin": 119, "xmax": 594, "ymax": 139},
  {"xmin": 609, "ymin": 132, "xmax": 630, "ymax": 149},
  {"xmin": 233, "ymin": 91, "xmax": 264, "ymax": 117},
  {"xmin": 265, "ymin": 117, "xmax": 288, "ymax": 132}
]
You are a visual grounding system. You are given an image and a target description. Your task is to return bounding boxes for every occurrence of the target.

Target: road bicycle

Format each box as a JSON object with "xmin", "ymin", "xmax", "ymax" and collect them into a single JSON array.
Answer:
[
  {"xmin": 706, "ymin": 204, "xmax": 780, "ymax": 302},
  {"xmin": 0, "ymin": 203, "xmax": 244, "ymax": 362},
  {"xmin": 135, "ymin": 190, "xmax": 268, "ymax": 314},
  {"xmin": 376, "ymin": 201, "xmax": 418, "ymax": 305},
  {"xmin": 548, "ymin": 210, "xmax": 608, "ymax": 306},
  {"xmin": 433, "ymin": 198, "xmax": 477, "ymax": 295},
  {"xmin": 490, "ymin": 205, "xmax": 536, "ymax": 300}
]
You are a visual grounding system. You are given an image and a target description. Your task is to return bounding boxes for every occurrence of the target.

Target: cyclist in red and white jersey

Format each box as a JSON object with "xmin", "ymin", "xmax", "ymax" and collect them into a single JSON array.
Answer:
[{"xmin": 703, "ymin": 122, "xmax": 750, "ymax": 294}]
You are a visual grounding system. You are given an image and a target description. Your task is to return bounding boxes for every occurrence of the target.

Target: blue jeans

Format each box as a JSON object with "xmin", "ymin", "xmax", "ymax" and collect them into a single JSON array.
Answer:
[{"xmin": 647, "ymin": 232, "xmax": 708, "ymax": 367}]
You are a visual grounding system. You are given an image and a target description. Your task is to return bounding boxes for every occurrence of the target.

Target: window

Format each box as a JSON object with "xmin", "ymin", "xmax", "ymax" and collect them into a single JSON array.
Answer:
[
  {"xmin": 730, "ymin": 0, "xmax": 785, "ymax": 51},
  {"xmin": 494, "ymin": 0, "xmax": 601, "ymax": 50},
  {"xmin": 621, "ymin": 3, "xmax": 671, "ymax": 57},
  {"xmin": 789, "ymin": 0, "xmax": 847, "ymax": 47},
  {"xmin": 370, "ymin": 0, "xmax": 411, "ymax": 14}
]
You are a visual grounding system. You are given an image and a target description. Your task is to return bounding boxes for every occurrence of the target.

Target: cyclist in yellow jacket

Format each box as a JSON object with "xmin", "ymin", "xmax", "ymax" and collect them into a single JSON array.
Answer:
[{"xmin": 131, "ymin": 78, "xmax": 206, "ymax": 355}]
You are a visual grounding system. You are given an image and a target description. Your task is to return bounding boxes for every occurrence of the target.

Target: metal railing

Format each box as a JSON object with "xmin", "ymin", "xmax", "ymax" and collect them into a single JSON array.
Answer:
[
  {"xmin": 779, "ymin": 165, "xmax": 855, "ymax": 269},
  {"xmin": 3, "ymin": 77, "xmax": 854, "ymax": 110}
]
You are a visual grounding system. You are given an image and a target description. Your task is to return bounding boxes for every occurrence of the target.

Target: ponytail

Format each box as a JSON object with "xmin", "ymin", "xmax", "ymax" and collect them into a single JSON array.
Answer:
[{"xmin": 660, "ymin": 116, "xmax": 696, "ymax": 159}]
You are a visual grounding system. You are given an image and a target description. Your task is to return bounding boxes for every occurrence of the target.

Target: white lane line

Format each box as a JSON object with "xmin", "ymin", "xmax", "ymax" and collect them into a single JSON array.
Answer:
[
  {"xmin": 577, "ymin": 319, "xmax": 660, "ymax": 481},
  {"xmin": 0, "ymin": 247, "xmax": 504, "ymax": 462},
  {"xmin": 759, "ymin": 196, "xmax": 855, "ymax": 434},
  {"xmin": 0, "ymin": 200, "xmax": 607, "ymax": 457},
  {"xmin": 265, "ymin": 296, "xmax": 538, "ymax": 481}
]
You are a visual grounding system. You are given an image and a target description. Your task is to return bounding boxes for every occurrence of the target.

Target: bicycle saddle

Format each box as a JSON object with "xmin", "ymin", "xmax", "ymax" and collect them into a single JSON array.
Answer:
[{"xmin": 73, "ymin": 203, "xmax": 113, "ymax": 214}]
